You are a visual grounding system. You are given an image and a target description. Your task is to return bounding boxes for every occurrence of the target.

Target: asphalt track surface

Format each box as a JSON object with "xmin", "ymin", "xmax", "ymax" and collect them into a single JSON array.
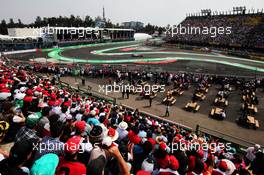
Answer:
[{"xmin": 46, "ymin": 41, "xmax": 264, "ymax": 77}]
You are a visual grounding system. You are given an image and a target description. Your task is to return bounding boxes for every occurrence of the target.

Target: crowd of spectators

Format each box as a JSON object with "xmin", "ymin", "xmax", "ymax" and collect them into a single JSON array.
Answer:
[
  {"xmin": 0, "ymin": 58, "xmax": 264, "ymax": 175},
  {"xmin": 168, "ymin": 14, "xmax": 264, "ymax": 49}
]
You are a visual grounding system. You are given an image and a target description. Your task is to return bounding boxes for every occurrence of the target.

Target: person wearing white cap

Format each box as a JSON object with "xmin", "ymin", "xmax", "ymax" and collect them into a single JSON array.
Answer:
[
  {"xmin": 0, "ymin": 91, "xmax": 11, "ymax": 100},
  {"xmin": 117, "ymin": 121, "xmax": 128, "ymax": 142}
]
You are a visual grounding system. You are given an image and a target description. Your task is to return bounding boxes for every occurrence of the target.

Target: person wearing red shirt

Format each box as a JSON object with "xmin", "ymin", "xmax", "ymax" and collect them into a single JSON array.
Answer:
[{"xmin": 56, "ymin": 136, "xmax": 86, "ymax": 175}]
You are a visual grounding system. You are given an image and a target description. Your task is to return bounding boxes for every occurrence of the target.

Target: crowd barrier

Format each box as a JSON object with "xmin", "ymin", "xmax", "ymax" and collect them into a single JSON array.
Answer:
[{"xmin": 196, "ymin": 125, "xmax": 263, "ymax": 151}]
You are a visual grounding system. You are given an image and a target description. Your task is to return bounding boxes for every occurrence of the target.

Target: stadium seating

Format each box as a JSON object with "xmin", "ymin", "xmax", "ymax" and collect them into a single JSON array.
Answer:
[{"xmin": 168, "ymin": 14, "xmax": 264, "ymax": 49}]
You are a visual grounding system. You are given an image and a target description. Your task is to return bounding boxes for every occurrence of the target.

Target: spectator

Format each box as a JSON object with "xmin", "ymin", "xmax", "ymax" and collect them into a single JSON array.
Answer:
[
  {"xmin": 56, "ymin": 136, "xmax": 87, "ymax": 175},
  {"xmin": 165, "ymin": 104, "xmax": 170, "ymax": 117},
  {"xmin": 245, "ymin": 144, "xmax": 261, "ymax": 164},
  {"xmin": 0, "ymin": 140, "xmax": 33, "ymax": 175},
  {"xmin": 14, "ymin": 112, "xmax": 42, "ymax": 144},
  {"xmin": 31, "ymin": 153, "xmax": 59, "ymax": 175},
  {"xmin": 34, "ymin": 114, "xmax": 65, "ymax": 160}
]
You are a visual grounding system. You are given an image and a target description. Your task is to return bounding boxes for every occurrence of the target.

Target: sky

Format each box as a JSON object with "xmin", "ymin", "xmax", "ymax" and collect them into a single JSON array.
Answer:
[{"xmin": 0, "ymin": 0, "xmax": 263, "ymax": 27}]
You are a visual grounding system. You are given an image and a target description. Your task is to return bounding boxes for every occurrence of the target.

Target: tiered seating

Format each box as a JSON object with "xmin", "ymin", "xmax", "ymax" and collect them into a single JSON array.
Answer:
[{"xmin": 168, "ymin": 13, "xmax": 264, "ymax": 49}]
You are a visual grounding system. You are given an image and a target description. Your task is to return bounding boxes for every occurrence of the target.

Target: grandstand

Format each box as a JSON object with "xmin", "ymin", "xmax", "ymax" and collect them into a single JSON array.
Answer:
[{"xmin": 167, "ymin": 8, "xmax": 264, "ymax": 51}]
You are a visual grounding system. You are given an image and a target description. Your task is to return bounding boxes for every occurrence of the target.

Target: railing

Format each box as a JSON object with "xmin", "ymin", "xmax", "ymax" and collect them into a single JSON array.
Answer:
[{"xmin": 196, "ymin": 125, "xmax": 263, "ymax": 151}]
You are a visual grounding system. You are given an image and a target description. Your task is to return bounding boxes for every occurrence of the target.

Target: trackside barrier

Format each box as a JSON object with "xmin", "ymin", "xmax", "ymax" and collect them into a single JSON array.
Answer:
[
  {"xmin": 121, "ymin": 105, "xmax": 262, "ymax": 152},
  {"xmin": 196, "ymin": 125, "xmax": 263, "ymax": 152},
  {"xmin": 7, "ymin": 58, "xmax": 264, "ymax": 78}
]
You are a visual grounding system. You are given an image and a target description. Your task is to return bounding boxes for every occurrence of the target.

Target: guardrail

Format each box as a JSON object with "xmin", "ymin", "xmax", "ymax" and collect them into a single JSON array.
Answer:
[{"xmin": 196, "ymin": 125, "xmax": 263, "ymax": 151}]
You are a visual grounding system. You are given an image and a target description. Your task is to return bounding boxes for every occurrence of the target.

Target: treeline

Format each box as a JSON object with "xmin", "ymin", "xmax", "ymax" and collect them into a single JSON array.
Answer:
[{"xmin": 0, "ymin": 15, "xmax": 165, "ymax": 35}]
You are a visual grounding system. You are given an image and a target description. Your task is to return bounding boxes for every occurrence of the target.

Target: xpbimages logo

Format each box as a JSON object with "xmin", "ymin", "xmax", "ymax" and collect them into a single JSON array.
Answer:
[
  {"xmin": 165, "ymin": 24, "xmax": 232, "ymax": 38},
  {"xmin": 168, "ymin": 141, "xmax": 232, "ymax": 154},
  {"xmin": 98, "ymin": 82, "xmax": 166, "ymax": 95},
  {"xmin": 32, "ymin": 24, "xmax": 100, "ymax": 38}
]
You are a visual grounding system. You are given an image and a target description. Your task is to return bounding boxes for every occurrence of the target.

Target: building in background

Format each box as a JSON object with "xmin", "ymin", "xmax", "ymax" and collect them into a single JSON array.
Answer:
[
  {"xmin": 122, "ymin": 21, "xmax": 144, "ymax": 30},
  {"xmin": 7, "ymin": 28, "xmax": 41, "ymax": 38},
  {"xmin": 0, "ymin": 26, "xmax": 135, "ymax": 51}
]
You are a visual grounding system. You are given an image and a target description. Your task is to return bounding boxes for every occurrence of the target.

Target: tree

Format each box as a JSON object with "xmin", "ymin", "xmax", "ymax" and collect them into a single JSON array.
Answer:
[
  {"xmin": 158, "ymin": 27, "xmax": 164, "ymax": 35},
  {"xmin": 42, "ymin": 17, "xmax": 48, "ymax": 26},
  {"xmin": 75, "ymin": 16, "xmax": 83, "ymax": 27},
  {"xmin": 105, "ymin": 19, "xmax": 113, "ymax": 28},
  {"xmin": 69, "ymin": 15, "xmax": 76, "ymax": 26},
  {"xmin": 0, "ymin": 15, "xmax": 164, "ymax": 36},
  {"xmin": 0, "ymin": 19, "xmax": 8, "ymax": 34},
  {"xmin": 17, "ymin": 19, "xmax": 24, "ymax": 27},
  {"xmin": 142, "ymin": 23, "xmax": 156, "ymax": 34},
  {"xmin": 35, "ymin": 16, "xmax": 42, "ymax": 27},
  {"xmin": 84, "ymin": 15, "xmax": 94, "ymax": 27},
  {"xmin": 8, "ymin": 18, "xmax": 15, "ymax": 28}
]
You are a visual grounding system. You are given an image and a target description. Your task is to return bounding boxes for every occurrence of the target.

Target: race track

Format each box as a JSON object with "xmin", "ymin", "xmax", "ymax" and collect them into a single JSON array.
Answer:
[{"xmin": 45, "ymin": 41, "xmax": 264, "ymax": 77}]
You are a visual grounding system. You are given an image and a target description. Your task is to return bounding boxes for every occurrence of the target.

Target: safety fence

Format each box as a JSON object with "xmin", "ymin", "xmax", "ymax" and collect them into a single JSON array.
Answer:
[{"xmin": 195, "ymin": 125, "xmax": 263, "ymax": 152}]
